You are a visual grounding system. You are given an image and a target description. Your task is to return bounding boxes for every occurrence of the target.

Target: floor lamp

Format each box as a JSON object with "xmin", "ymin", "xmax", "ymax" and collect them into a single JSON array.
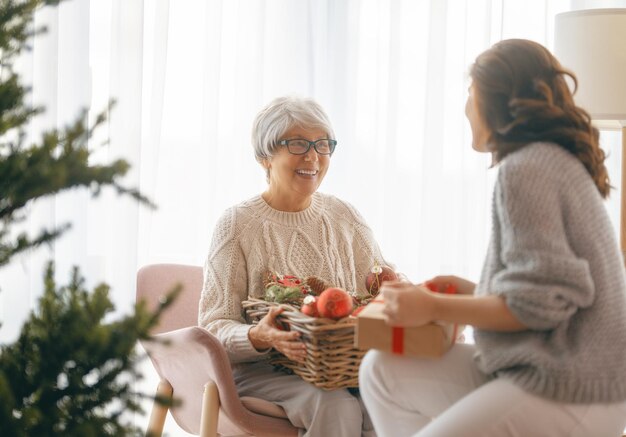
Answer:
[{"xmin": 555, "ymin": 9, "xmax": 626, "ymax": 262}]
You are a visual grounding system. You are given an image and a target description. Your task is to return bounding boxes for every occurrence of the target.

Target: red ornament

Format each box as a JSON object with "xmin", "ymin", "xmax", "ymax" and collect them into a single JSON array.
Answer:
[
  {"xmin": 365, "ymin": 265, "xmax": 398, "ymax": 296},
  {"xmin": 444, "ymin": 283, "xmax": 457, "ymax": 294},
  {"xmin": 424, "ymin": 281, "xmax": 438, "ymax": 292},
  {"xmin": 317, "ymin": 288, "xmax": 353, "ymax": 320},
  {"xmin": 278, "ymin": 275, "xmax": 301, "ymax": 288},
  {"xmin": 301, "ymin": 295, "xmax": 320, "ymax": 317},
  {"xmin": 423, "ymin": 281, "xmax": 457, "ymax": 294}
]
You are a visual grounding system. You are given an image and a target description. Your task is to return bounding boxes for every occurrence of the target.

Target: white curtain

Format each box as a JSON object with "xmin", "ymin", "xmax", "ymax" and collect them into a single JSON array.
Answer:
[
  {"xmin": 5, "ymin": 0, "xmax": 626, "ymax": 336},
  {"xmin": 2, "ymin": 0, "xmax": 625, "ymax": 431}
]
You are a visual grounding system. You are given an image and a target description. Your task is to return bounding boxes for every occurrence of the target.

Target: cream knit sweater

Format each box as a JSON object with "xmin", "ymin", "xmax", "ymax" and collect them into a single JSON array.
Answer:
[{"xmin": 198, "ymin": 192, "xmax": 386, "ymax": 363}]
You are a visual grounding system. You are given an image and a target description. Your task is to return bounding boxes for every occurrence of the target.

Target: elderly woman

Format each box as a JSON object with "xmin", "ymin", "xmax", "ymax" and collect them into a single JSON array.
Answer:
[{"xmin": 198, "ymin": 95, "xmax": 387, "ymax": 436}]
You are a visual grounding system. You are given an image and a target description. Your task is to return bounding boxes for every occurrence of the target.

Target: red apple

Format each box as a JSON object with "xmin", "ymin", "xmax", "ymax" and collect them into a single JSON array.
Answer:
[
  {"xmin": 365, "ymin": 265, "xmax": 398, "ymax": 296},
  {"xmin": 317, "ymin": 287, "xmax": 353, "ymax": 320},
  {"xmin": 301, "ymin": 295, "xmax": 319, "ymax": 317}
]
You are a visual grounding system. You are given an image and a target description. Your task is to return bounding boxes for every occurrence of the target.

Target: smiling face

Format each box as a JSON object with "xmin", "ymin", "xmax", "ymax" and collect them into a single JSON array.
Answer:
[{"xmin": 262, "ymin": 125, "xmax": 331, "ymax": 212}]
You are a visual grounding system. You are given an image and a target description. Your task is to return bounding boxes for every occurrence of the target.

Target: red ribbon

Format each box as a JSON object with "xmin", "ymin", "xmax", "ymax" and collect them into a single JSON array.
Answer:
[
  {"xmin": 370, "ymin": 299, "xmax": 404, "ymax": 354},
  {"xmin": 392, "ymin": 327, "xmax": 404, "ymax": 354}
]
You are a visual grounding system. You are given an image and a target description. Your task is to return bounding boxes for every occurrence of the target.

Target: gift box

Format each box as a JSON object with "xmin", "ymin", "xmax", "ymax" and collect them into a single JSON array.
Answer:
[{"xmin": 355, "ymin": 301, "xmax": 461, "ymax": 357}]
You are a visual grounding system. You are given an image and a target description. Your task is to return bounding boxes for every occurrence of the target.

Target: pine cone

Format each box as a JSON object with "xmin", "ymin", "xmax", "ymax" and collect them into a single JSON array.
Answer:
[
  {"xmin": 261, "ymin": 270, "xmax": 277, "ymax": 288},
  {"xmin": 304, "ymin": 275, "xmax": 330, "ymax": 295}
]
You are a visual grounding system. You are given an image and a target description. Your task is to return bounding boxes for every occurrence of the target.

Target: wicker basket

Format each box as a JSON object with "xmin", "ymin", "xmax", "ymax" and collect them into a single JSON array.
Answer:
[{"xmin": 242, "ymin": 298, "xmax": 365, "ymax": 390}]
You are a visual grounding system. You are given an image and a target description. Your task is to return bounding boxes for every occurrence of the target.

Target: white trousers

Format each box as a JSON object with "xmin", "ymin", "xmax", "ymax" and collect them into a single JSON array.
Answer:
[{"xmin": 359, "ymin": 345, "xmax": 626, "ymax": 437}]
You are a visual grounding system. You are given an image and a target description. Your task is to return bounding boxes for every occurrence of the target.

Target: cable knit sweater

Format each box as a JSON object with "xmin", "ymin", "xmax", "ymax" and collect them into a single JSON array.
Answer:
[
  {"xmin": 198, "ymin": 192, "xmax": 386, "ymax": 363},
  {"xmin": 474, "ymin": 142, "xmax": 626, "ymax": 403}
]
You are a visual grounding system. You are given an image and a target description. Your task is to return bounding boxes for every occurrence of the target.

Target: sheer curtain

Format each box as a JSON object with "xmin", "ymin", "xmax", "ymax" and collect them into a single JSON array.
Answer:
[{"xmin": 1, "ymin": 0, "xmax": 624, "ymax": 431}]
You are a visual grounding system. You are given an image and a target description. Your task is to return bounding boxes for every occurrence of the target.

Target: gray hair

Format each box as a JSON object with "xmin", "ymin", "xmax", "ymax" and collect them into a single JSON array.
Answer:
[{"xmin": 251, "ymin": 95, "xmax": 335, "ymax": 163}]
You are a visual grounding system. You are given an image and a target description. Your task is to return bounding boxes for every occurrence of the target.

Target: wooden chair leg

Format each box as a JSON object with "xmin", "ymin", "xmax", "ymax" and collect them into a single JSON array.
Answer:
[
  {"xmin": 146, "ymin": 380, "xmax": 173, "ymax": 437},
  {"xmin": 199, "ymin": 381, "xmax": 220, "ymax": 437}
]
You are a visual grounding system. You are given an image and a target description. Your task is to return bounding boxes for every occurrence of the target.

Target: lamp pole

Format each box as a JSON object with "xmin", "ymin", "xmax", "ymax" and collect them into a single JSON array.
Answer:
[{"xmin": 621, "ymin": 125, "xmax": 626, "ymax": 261}]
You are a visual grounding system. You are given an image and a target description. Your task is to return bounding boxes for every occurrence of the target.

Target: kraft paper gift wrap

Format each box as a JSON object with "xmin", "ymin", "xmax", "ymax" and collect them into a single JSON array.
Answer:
[{"xmin": 355, "ymin": 300, "xmax": 462, "ymax": 357}]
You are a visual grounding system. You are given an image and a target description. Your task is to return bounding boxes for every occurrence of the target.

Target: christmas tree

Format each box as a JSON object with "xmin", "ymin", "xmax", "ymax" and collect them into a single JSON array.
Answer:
[{"xmin": 0, "ymin": 1, "xmax": 173, "ymax": 435}]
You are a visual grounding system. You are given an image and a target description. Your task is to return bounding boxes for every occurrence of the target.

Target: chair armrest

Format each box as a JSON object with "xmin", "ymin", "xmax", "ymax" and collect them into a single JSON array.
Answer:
[{"xmin": 140, "ymin": 326, "xmax": 296, "ymax": 436}]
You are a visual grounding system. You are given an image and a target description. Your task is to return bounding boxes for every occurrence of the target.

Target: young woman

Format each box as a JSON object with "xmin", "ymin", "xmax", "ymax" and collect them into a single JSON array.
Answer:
[{"xmin": 359, "ymin": 39, "xmax": 626, "ymax": 436}]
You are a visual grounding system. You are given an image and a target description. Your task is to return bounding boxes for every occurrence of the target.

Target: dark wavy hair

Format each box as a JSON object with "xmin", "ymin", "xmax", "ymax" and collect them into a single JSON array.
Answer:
[{"xmin": 469, "ymin": 38, "xmax": 610, "ymax": 198}]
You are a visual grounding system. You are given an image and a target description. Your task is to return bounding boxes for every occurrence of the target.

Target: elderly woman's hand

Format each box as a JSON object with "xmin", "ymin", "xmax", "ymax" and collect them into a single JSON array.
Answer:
[
  {"xmin": 248, "ymin": 306, "xmax": 307, "ymax": 363},
  {"xmin": 380, "ymin": 281, "xmax": 437, "ymax": 328}
]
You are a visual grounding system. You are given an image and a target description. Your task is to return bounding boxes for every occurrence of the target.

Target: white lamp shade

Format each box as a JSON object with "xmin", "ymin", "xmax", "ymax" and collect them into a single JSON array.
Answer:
[{"xmin": 554, "ymin": 9, "xmax": 626, "ymax": 129}]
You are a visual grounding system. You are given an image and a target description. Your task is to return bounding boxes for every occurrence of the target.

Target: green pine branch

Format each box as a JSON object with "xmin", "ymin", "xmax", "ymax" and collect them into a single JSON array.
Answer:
[
  {"xmin": 0, "ymin": 1, "xmax": 178, "ymax": 435},
  {"xmin": 0, "ymin": 262, "xmax": 180, "ymax": 436},
  {"xmin": 1, "ymin": 0, "xmax": 156, "ymax": 267},
  {"xmin": 0, "ymin": 72, "xmax": 41, "ymax": 137},
  {"xmin": 0, "ymin": 1, "xmax": 62, "ymax": 62},
  {"xmin": 0, "ymin": 105, "xmax": 156, "ymax": 267},
  {"xmin": 0, "ymin": 223, "xmax": 70, "ymax": 266}
]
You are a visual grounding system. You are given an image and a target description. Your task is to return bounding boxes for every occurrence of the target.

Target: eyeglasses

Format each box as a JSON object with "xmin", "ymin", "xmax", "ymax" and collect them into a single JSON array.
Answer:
[{"xmin": 277, "ymin": 138, "xmax": 337, "ymax": 155}]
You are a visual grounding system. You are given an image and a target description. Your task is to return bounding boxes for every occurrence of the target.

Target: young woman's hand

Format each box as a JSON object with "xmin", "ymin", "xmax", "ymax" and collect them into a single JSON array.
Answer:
[
  {"xmin": 248, "ymin": 306, "xmax": 307, "ymax": 362},
  {"xmin": 383, "ymin": 277, "xmax": 527, "ymax": 332},
  {"xmin": 380, "ymin": 281, "xmax": 436, "ymax": 327},
  {"xmin": 424, "ymin": 275, "xmax": 476, "ymax": 295}
]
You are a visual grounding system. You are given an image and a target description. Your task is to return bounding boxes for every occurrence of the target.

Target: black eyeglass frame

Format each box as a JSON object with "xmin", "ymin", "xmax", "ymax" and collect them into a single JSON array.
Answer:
[{"xmin": 277, "ymin": 138, "xmax": 337, "ymax": 155}]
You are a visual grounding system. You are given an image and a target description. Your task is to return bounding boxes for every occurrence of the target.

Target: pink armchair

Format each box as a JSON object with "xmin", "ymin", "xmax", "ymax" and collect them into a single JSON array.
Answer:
[{"xmin": 136, "ymin": 263, "xmax": 299, "ymax": 437}]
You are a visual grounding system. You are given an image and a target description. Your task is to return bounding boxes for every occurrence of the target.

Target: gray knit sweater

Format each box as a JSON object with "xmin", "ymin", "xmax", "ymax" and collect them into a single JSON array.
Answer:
[{"xmin": 474, "ymin": 142, "xmax": 626, "ymax": 403}]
